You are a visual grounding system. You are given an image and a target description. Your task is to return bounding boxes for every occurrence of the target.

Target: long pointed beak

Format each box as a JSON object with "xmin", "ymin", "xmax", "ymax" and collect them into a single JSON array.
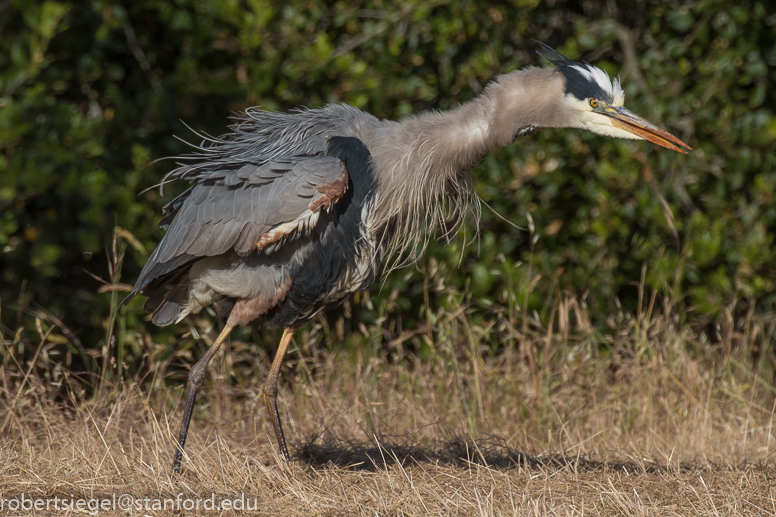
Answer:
[{"xmin": 603, "ymin": 107, "xmax": 692, "ymax": 154}]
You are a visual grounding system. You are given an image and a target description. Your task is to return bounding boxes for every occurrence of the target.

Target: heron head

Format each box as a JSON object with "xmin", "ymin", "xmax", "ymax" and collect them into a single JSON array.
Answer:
[{"xmin": 538, "ymin": 43, "xmax": 691, "ymax": 154}]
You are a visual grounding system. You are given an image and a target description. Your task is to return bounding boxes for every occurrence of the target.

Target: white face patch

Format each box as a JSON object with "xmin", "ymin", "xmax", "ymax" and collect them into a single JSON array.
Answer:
[
  {"xmin": 559, "ymin": 96, "xmax": 641, "ymax": 140},
  {"xmin": 569, "ymin": 108, "xmax": 643, "ymax": 140},
  {"xmin": 569, "ymin": 64, "xmax": 625, "ymax": 107}
]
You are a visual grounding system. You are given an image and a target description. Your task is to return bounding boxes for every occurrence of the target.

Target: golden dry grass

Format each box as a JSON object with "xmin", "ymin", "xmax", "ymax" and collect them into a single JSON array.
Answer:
[{"xmin": 2, "ymin": 294, "xmax": 776, "ymax": 515}]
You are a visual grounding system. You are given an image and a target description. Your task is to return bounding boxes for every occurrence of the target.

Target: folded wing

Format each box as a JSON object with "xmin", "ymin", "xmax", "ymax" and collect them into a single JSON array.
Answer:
[{"xmin": 125, "ymin": 155, "xmax": 349, "ymax": 313}]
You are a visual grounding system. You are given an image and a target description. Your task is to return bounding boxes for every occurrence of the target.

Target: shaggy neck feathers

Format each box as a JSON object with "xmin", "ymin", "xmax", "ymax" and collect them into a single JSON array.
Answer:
[{"xmin": 362, "ymin": 67, "xmax": 566, "ymax": 265}]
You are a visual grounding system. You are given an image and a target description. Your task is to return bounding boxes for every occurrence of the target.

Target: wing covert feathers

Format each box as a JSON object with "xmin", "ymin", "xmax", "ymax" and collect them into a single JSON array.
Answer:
[{"xmin": 132, "ymin": 155, "xmax": 349, "ymax": 296}]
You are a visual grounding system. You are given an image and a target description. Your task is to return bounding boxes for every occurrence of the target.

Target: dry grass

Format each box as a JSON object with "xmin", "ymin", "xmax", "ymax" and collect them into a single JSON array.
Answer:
[{"xmin": 2, "ymin": 287, "xmax": 776, "ymax": 515}]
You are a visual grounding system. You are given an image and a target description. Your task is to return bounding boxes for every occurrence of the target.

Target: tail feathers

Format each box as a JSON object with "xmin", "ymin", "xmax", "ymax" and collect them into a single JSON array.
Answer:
[
  {"xmin": 151, "ymin": 299, "xmax": 189, "ymax": 326},
  {"xmin": 143, "ymin": 273, "xmax": 191, "ymax": 326}
]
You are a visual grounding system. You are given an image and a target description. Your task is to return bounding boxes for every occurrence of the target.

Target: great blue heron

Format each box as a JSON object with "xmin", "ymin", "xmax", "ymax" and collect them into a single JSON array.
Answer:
[{"xmin": 124, "ymin": 43, "xmax": 690, "ymax": 472}]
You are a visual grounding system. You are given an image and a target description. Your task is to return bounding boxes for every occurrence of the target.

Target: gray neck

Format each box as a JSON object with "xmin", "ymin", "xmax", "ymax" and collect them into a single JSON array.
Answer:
[{"xmin": 359, "ymin": 66, "xmax": 565, "ymax": 266}]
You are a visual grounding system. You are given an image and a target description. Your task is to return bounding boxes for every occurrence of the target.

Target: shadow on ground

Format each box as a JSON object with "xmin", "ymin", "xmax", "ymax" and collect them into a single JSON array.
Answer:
[{"xmin": 295, "ymin": 433, "xmax": 690, "ymax": 475}]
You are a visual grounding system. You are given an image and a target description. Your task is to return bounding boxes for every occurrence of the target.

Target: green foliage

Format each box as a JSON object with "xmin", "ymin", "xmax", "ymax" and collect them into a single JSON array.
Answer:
[{"xmin": 2, "ymin": 0, "xmax": 776, "ymax": 373}]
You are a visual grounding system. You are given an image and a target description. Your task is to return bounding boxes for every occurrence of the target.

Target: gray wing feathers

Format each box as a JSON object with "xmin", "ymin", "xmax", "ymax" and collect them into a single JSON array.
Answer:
[
  {"xmin": 145, "ymin": 274, "xmax": 189, "ymax": 326},
  {"xmin": 133, "ymin": 155, "xmax": 348, "ymax": 293}
]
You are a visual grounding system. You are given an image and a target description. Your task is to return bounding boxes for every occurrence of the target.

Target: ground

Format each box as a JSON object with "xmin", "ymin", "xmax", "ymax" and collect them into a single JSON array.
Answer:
[{"xmin": 1, "ymin": 302, "xmax": 775, "ymax": 516}]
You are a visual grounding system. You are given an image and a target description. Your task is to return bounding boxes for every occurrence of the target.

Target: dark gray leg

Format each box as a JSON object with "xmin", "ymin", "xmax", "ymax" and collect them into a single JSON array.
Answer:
[
  {"xmin": 262, "ymin": 328, "xmax": 295, "ymax": 461},
  {"xmin": 172, "ymin": 324, "xmax": 234, "ymax": 474}
]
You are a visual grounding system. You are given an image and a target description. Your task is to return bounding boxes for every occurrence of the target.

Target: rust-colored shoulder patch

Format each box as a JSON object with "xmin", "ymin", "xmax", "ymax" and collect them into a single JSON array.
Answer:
[
  {"xmin": 253, "ymin": 164, "xmax": 349, "ymax": 254},
  {"xmin": 309, "ymin": 165, "xmax": 349, "ymax": 213},
  {"xmin": 254, "ymin": 226, "xmax": 287, "ymax": 252}
]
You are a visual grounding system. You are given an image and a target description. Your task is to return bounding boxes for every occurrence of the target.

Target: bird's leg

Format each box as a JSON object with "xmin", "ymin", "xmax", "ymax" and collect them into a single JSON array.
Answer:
[
  {"xmin": 263, "ymin": 327, "xmax": 295, "ymax": 461},
  {"xmin": 172, "ymin": 323, "xmax": 235, "ymax": 474}
]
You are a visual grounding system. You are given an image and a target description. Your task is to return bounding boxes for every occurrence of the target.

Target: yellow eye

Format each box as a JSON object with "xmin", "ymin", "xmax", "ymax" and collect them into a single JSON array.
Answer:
[{"xmin": 590, "ymin": 99, "xmax": 599, "ymax": 108}]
